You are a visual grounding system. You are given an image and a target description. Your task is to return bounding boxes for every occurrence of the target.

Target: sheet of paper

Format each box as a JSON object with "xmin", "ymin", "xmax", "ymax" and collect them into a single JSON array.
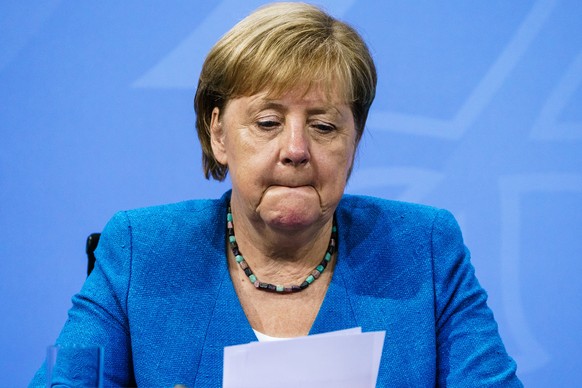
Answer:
[{"xmin": 223, "ymin": 328, "xmax": 385, "ymax": 388}]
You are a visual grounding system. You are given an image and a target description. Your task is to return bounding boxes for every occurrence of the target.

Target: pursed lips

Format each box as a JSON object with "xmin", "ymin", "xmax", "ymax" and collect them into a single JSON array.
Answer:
[
  {"xmin": 269, "ymin": 183, "xmax": 314, "ymax": 189},
  {"xmin": 268, "ymin": 176, "xmax": 314, "ymax": 188}
]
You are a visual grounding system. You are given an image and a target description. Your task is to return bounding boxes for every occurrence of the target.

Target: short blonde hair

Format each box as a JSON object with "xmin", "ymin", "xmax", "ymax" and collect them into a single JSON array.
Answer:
[{"xmin": 195, "ymin": 2, "xmax": 377, "ymax": 181}]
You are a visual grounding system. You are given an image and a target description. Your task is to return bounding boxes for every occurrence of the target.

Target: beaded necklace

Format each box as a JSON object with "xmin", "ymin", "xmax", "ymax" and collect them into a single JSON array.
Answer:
[{"xmin": 227, "ymin": 205, "xmax": 337, "ymax": 293}]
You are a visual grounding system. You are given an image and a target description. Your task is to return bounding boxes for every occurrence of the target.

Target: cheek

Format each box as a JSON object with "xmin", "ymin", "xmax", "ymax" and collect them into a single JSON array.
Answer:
[
  {"xmin": 319, "ymin": 145, "xmax": 354, "ymax": 187},
  {"xmin": 226, "ymin": 136, "xmax": 271, "ymax": 190},
  {"xmin": 336, "ymin": 139, "xmax": 356, "ymax": 174},
  {"xmin": 224, "ymin": 132, "xmax": 253, "ymax": 168}
]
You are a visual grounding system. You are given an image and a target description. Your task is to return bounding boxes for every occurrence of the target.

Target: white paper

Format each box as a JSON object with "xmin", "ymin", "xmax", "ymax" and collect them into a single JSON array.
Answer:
[{"xmin": 223, "ymin": 328, "xmax": 385, "ymax": 388}]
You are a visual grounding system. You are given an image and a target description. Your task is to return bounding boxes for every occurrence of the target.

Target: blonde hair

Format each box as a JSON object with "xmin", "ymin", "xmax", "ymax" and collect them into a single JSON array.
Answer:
[{"xmin": 195, "ymin": 2, "xmax": 377, "ymax": 181}]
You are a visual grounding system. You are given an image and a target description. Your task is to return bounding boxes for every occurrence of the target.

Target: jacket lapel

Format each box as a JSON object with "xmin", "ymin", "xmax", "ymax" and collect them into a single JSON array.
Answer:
[
  {"xmin": 193, "ymin": 268, "xmax": 256, "ymax": 387},
  {"xmin": 310, "ymin": 260, "xmax": 358, "ymax": 334}
]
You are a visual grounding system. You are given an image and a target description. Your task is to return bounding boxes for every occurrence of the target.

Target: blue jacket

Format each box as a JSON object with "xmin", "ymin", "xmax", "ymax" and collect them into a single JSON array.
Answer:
[{"xmin": 32, "ymin": 192, "xmax": 521, "ymax": 386}]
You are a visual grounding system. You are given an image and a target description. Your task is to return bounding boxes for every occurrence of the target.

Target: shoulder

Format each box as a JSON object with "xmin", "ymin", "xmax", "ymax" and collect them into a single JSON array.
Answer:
[
  {"xmin": 124, "ymin": 197, "xmax": 224, "ymax": 227},
  {"xmin": 336, "ymin": 194, "xmax": 464, "ymax": 269},
  {"xmin": 99, "ymin": 192, "xmax": 231, "ymax": 252},
  {"xmin": 338, "ymin": 194, "xmax": 454, "ymax": 232},
  {"xmin": 95, "ymin": 192, "xmax": 231, "ymax": 282}
]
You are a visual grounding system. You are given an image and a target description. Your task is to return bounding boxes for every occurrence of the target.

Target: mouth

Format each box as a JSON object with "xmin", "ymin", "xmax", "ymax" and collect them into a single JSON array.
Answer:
[
  {"xmin": 260, "ymin": 184, "xmax": 316, "ymax": 199},
  {"xmin": 269, "ymin": 177, "xmax": 314, "ymax": 188},
  {"xmin": 267, "ymin": 184, "xmax": 315, "ymax": 193}
]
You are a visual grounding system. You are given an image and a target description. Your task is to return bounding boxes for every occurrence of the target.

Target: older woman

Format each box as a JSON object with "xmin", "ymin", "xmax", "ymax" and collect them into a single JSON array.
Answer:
[{"xmin": 32, "ymin": 2, "xmax": 521, "ymax": 386}]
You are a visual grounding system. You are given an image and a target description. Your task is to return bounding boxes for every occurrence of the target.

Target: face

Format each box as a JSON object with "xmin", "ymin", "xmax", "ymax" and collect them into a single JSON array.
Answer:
[{"xmin": 210, "ymin": 85, "xmax": 357, "ymax": 232}]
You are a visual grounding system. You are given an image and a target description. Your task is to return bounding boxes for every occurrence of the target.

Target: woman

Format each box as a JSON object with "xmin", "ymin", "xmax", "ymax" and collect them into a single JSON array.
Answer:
[{"xmin": 32, "ymin": 2, "xmax": 521, "ymax": 386}]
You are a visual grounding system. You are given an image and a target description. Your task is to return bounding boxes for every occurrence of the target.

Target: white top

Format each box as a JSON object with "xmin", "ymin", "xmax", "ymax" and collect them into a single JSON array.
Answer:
[{"xmin": 252, "ymin": 328, "xmax": 292, "ymax": 342}]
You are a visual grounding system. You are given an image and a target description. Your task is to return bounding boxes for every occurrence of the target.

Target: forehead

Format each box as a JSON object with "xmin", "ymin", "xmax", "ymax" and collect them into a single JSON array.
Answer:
[
  {"xmin": 270, "ymin": 82, "xmax": 348, "ymax": 106},
  {"xmin": 226, "ymin": 84, "xmax": 353, "ymax": 117},
  {"xmin": 241, "ymin": 79, "xmax": 350, "ymax": 105}
]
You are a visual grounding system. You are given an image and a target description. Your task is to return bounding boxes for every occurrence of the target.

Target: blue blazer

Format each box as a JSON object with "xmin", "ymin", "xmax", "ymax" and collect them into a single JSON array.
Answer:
[{"xmin": 32, "ymin": 192, "xmax": 521, "ymax": 386}]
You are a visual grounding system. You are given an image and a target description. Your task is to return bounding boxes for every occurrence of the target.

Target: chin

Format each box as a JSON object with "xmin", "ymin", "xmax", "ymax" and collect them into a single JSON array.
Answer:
[
  {"xmin": 264, "ymin": 209, "xmax": 322, "ymax": 231},
  {"xmin": 257, "ymin": 187, "xmax": 324, "ymax": 227}
]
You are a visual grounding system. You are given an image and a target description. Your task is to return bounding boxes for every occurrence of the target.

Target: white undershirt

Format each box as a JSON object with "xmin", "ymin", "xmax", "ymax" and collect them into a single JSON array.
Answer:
[{"xmin": 252, "ymin": 328, "xmax": 293, "ymax": 342}]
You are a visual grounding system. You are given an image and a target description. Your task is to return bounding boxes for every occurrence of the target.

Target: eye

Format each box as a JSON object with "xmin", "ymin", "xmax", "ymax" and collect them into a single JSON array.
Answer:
[
  {"xmin": 312, "ymin": 123, "xmax": 336, "ymax": 133},
  {"xmin": 256, "ymin": 120, "xmax": 281, "ymax": 130}
]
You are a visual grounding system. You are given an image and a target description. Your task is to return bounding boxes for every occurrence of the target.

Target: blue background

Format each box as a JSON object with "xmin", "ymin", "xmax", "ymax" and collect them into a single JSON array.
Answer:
[{"xmin": 1, "ymin": 1, "xmax": 581, "ymax": 385}]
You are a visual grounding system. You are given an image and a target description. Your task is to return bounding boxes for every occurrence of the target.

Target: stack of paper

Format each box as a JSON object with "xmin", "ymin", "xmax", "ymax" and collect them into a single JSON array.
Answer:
[{"xmin": 223, "ymin": 328, "xmax": 385, "ymax": 388}]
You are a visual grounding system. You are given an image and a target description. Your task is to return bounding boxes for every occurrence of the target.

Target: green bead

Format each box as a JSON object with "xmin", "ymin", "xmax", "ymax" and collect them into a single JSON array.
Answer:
[
  {"xmin": 316, "ymin": 265, "xmax": 324, "ymax": 272},
  {"xmin": 227, "ymin": 213, "xmax": 233, "ymax": 222},
  {"xmin": 332, "ymin": 226, "xmax": 337, "ymax": 232},
  {"xmin": 276, "ymin": 285, "xmax": 284, "ymax": 292},
  {"xmin": 325, "ymin": 252, "xmax": 332, "ymax": 261},
  {"xmin": 229, "ymin": 235, "xmax": 236, "ymax": 243},
  {"xmin": 306, "ymin": 275, "xmax": 315, "ymax": 284},
  {"xmin": 235, "ymin": 255, "xmax": 244, "ymax": 263},
  {"xmin": 249, "ymin": 274, "xmax": 257, "ymax": 283}
]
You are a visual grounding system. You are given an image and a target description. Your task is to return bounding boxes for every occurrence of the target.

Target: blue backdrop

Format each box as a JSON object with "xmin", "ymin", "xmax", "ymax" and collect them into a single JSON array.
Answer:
[{"xmin": 1, "ymin": 1, "xmax": 581, "ymax": 385}]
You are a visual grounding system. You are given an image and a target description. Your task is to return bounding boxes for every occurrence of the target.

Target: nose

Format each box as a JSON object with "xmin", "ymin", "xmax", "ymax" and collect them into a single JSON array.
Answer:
[{"xmin": 280, "ymin": 122, "xmax": 310, "ymax": 166}]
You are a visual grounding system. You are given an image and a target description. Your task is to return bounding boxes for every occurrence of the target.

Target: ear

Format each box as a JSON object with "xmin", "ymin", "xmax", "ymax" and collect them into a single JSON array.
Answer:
[{"xmin": 210, "ymin": 107, "xmax": 228, "ymax": 165}]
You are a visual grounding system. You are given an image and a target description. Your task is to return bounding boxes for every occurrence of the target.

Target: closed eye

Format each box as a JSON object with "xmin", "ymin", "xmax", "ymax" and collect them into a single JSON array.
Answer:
[
  {"xmin": 257, "ymin": 120, "xmax": 281, "ymax": 130},
  {"xmin": 313, "ymin": 123, "xmax": 336, "ymax": 133}
]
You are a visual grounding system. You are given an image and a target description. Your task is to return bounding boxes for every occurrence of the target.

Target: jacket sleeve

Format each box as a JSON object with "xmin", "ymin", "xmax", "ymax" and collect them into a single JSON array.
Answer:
[
  {"xmin": 30, "ymin": 211, "xmax": 135, "ymax": 387},
  {"xmin": 432, "ymin": 209, "xmax": 522, "ymax": 387}
]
